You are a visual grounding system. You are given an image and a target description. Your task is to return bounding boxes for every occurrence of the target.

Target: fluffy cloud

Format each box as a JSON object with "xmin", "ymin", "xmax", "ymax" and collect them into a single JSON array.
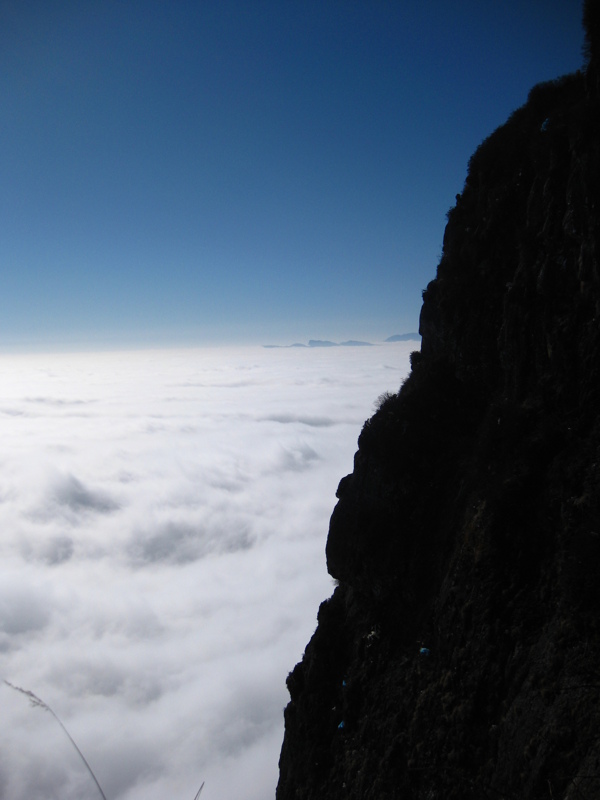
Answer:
[{"xmin": 0, "ymin": 343, "xmax": 413, "ymax": 799}]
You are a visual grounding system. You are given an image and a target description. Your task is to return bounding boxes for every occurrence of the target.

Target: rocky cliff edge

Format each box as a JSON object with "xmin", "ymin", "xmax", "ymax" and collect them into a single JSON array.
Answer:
[{"xmin": 277, "ymin": 8, "xmax": 600, "ymax": 800}]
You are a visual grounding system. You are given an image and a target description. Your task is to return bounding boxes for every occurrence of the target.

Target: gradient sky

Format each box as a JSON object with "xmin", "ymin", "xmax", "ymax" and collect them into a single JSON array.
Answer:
[{"xmin": 0, "ymin": 1, "xmax": 585, "ymax": 351}]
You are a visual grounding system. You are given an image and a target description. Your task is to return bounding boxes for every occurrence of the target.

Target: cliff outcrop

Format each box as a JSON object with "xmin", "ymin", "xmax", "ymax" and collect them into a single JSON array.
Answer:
[{"xmin": 277, "ymin": 8, "xmax": 600, "ymax": 800}]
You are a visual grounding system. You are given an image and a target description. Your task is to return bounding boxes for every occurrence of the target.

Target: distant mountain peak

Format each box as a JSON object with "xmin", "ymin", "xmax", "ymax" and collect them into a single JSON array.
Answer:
[{"xmin": 385, "ymin": 332, "xmax": 421, "ymax": 342}]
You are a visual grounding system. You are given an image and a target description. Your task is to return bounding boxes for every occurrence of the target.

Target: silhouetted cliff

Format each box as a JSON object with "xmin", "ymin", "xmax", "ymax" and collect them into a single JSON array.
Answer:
[{"xmin": 277, "ymin": 8, "xmax": 600, "ymax": 800}]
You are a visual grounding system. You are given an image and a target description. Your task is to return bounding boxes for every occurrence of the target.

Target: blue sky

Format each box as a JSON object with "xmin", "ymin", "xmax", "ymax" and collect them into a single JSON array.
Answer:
[{"xmin": 0, "ymin": 1, "xmax": 585, "ymax": 351}]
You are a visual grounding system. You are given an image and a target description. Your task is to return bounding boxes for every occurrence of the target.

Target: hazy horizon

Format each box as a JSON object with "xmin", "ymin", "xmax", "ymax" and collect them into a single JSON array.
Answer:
[{"xmin": 0, "ymin": 331, "xmax": 419, "ymax": 357}]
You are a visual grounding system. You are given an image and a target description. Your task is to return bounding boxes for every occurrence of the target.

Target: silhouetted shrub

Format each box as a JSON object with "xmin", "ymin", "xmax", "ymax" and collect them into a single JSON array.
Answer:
[{"xmin": 374, "ymin": 390, "xmax": 396, "ymax": 412}]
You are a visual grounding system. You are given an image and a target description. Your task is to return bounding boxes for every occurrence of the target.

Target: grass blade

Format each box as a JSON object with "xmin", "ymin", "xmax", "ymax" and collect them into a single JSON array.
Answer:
[{"xmin": 4, "ymin": 680, "xmax": 108, "ymax": 800}]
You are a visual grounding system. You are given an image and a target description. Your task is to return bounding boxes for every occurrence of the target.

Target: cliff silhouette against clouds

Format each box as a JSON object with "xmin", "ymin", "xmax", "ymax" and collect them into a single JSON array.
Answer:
[{"xmin": 277, "ymin": 4, "xmax": 600, "ymax": 798}]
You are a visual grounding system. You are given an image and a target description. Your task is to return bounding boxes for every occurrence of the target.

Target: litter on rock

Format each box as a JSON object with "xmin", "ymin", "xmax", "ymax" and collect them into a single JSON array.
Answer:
[
  {"xmin": 338, "ymin": 721, "xmax": 345, "ymax": 729},
  {"xmin": 419, "ymin": 647, "xmax": 430, "ymax": 656}
]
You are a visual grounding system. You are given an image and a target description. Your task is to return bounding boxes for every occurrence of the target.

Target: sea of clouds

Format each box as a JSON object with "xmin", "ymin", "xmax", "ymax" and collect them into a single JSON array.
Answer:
[{"xmin": 0, "ymin": 343, "xmax": 413, "ymax": 800}]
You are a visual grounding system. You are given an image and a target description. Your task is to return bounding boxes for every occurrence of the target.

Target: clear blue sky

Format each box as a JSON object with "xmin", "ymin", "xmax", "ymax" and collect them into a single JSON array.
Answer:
[{"xmin": 0, "ymin": 1, "xmax": 585, "ymax": 351}]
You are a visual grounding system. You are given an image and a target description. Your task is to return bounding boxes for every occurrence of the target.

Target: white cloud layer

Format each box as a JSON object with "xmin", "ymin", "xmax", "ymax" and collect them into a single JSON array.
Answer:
[{"xmin": 0, "ymin": 343, "xmax": 413, "ymax": 799}]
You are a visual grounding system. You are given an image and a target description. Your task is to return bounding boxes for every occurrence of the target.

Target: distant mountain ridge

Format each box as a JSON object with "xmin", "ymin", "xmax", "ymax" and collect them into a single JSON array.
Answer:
[{"xmin": 263, "ymin": 334, "xmax": 419, "ymax": 349}]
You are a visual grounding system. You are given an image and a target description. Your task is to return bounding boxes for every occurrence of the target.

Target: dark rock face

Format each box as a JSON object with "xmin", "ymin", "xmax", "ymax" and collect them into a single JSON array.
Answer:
[{"xmin": 277, "ymin": 25, "xmax": 600, "ymax": 800}]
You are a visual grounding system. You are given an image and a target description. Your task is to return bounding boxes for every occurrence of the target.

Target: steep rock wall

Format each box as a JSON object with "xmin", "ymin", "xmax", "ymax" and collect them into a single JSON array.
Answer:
[{"xmin": 277, "ymin": 25, "xmax": 600, "ymax": 800}]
